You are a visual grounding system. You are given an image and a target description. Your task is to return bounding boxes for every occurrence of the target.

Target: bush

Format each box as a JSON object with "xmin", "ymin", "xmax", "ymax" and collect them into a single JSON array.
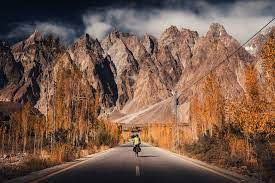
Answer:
[{"xmin": 23, "ymin": 157, "xmax": 53, "ymax": 172}]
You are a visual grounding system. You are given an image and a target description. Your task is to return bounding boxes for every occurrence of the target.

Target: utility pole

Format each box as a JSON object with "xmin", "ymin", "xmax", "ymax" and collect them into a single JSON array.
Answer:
[
  {"xmin": 175, "ymin": 91, "xmax": 179, "ymax": 149},
  {"xmin": 172, "ymin": 90, "xmax": 179, "ymax": 150},
  {"xmin": 85, "ymin": 93, "xmax": 89, "ymax": 144},
  {"xmin": 51, "ymin": 79, "xmax": 56, "ymax": 153}
]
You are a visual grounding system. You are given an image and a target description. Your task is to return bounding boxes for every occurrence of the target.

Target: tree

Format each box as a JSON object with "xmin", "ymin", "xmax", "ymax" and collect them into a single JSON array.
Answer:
[
  {"xmin": 227, "ymin": 65, "xmax": 274, "ymax": 138},
  {"xmin": 260, "ymin": 32, "xmax": 275, "ymax": 99}
]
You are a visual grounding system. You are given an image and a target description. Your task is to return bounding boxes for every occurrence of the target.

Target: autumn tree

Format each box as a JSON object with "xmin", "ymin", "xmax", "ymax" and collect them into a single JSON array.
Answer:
[
  {"xmin": 190, "ymin": 72, "xmax": 224, "ymax": 138},
  {"xmin": 260, "ymin": 32, "xmax": 275, "ymax": 100},
  {"xmin": 227, "ymin": 64, "xmax": 274, "ymax": 138}
]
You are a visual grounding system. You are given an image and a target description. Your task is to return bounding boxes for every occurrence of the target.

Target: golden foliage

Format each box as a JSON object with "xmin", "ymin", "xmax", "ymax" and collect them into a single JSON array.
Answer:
[
  {"xmin": 141, "ymin": 123, "xmax": 173, "ymax": 149},
  {"xmin": 190, "ymin": 73, "xmax": 224, "ymax": 138},
  {"xmin": 260, "ymin": 32, "xmax": 275, "ymax": 97},
  {"xmin": 227, "ymin": 65, "xmax": 274, "ymax": 137}
]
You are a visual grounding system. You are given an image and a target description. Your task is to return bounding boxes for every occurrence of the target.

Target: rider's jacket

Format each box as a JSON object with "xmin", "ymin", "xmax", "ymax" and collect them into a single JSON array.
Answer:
[{"xmin": 134, "ymin": 137, "xmax": 140, "ymax": 145}]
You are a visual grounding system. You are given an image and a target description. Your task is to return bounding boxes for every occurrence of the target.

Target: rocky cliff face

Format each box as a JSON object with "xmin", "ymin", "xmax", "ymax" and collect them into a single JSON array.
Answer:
[
  {"xmin": 9, "ymin": 32, "xmax": 64, "ymax": 104},
  {"xmin": 111, "ymin": 23, "xmax": 258, "ymax": 125},
  {"xmin": 36, "ymin": 33, "xmax": 118, "ymax": 116},
  {"xmin": 68, "ymin": 34, "xmax": 117, "ymax": 109},
  {"xmin": 0, "ymin": 23, "xmax": 272, "ymax": 124},
  {"xmin": 177, "ymin": 23, "xmax": 253, "ymax": 97},
  {"xmin": 0, "ymin": 42, "xmax": 23, "ymax": 101}
]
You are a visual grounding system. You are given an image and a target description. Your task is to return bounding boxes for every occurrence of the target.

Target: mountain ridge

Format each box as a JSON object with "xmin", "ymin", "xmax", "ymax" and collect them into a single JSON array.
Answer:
[{"xmin": 0, "ymin": 23, "xmax": 273, "ymax": 124}]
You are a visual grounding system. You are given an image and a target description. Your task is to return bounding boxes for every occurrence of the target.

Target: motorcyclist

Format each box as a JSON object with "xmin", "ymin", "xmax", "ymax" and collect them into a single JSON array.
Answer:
[{"xmin": 133, "ymin": 134, "xmax": 141, "ymax": 154}]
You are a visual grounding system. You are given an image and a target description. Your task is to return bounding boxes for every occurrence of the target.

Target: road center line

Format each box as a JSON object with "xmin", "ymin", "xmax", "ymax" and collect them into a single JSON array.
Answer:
[{"xmin": 136, "ymin": 165, "xmax": 140, "ymax": 176}]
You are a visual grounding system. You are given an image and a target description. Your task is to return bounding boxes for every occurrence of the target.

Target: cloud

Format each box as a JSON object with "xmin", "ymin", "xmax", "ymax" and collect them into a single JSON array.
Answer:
[
  {"xmin": 5, "ymin": 0, "xmax": 274, "ymax": 44},
  {"xmin": 83, "ymin": 15, "xmax": 112, "ymax": 40},
  {"xmin": 82, "ymin": 1, "xmax": 275, "ymax": 43},
  {"xmin": 7, "ymin": 22, "xmax": 77, "ymax": 43}
]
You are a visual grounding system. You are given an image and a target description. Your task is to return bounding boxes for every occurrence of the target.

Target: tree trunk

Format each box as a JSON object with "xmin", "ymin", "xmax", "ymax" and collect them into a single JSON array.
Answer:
[
  {"xmin": 23, "ymin": 134, "xmax": 26, "ymax": 153},
  {"xmin": 34, "ymin": 132, "xmax": 36, "ymax": 155},
  {"xmin": 50, "ymin": 133, "xmax": 53, "ymax": 153},
  {"xmin": 8, "ymin": 123, "xmax": 11, "ymax": 154},
  {"xmin": 15, "ymin": 133, "xmax": 18, "ymax": 154},
  {"xmin": 40, "ymin": 132, "xmax": 43, "ymax": 154},
  {"xmin": 46, "ymin": 72, "xmax": 49, "ymax": 140},
  {"xmin": 53, "ymin": 81, "xmax": 56, "ymax": 149},
  {"xmin": 1, "ymin": 128, "xmax": 4, "ymax": 155},
  {"xmin": 11, "ymin": 132, "xmax": 14, "ymax": 155},
  {"xmin": 29, "ymin": 130, "xmax": 32, "ymax": 152}
]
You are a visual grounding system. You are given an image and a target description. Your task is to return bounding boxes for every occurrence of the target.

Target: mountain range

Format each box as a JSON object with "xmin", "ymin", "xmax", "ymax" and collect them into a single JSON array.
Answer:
[{"xmin": 0, "ymin": 23, "xmax": 274, "ymax": 126}]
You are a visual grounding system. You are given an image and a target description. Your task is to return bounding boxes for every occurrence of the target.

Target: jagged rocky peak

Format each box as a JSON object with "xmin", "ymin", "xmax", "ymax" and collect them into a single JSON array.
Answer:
[
  {"xmin": 157, "ymin": 26, "xmax": 199, "ymax": 70},
  {"xmin": 163, "ymin": 25, "xmax": 180, "ymax": 34},
  {"xmin": 206, "ymin": 23, "xmax": 228, "ymax": 39},
  {"xmin": 71, "ymin": 33, "xmax": 104, "ymax": 56},
  {"xmin": 24, "ymin": 30, "xmax": 43, "ymax": 46},
  {"xmin": 101, "ymin": 29, "xmax": 131, "ymax": 51},
  {"xmin": 160, "ymin": 26, "xmax": 198, "ymax": 44},
  {"xmin": 101, "ymin": 29, "xmax": 147, "ymax": 63},
  {"xmin": 68, "ymin": 33, "xmax": 106, "ymax": 70},
  {"xmin": 159, "ymin": 26, "xmax": 199, "ymax": 49},
  {"xmin": 7, "ymin": 31, "xmax": 64, "ymax": 105},
  {"xmin": 12, "ymin": 31, "xmax": 42, "ymax": 55},
  {"xmin": 12, "ymin": 31, "xmax": 64, "ymax": 72},
  {"xmin": 67, "ymin": 33, "xmax": 118, "ymax": 109},
  {"xmin": 159, "ymin": 25, "xmax": 180, "ymax": 45}
]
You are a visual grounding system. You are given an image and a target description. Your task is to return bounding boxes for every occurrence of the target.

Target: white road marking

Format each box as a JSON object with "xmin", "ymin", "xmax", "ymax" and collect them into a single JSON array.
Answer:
[{"xmin": 136, "ymin": 166, "xmax": 140, "ymax": 176}]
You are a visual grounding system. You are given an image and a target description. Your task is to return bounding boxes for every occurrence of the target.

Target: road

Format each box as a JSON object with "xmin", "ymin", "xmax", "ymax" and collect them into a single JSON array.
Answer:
[{"xmin": 43, "ymin": 143, "xmax": 235, "ymax": 183}]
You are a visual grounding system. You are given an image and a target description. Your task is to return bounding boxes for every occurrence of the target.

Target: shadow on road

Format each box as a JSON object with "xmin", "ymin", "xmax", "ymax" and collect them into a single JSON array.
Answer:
[
  {"xmin": 119, "ymin": 144, "xmax": 151, "ymax": 148},
  {"xmin": 138, "ymin": 155, "xmax": 158, "ymax": 158}
]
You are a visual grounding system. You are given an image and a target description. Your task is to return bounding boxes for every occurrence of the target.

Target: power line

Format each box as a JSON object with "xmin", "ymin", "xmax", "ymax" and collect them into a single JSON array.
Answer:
[{"xmin": 178, "ymin": 17, "xmax": 275, "ymax": 98}]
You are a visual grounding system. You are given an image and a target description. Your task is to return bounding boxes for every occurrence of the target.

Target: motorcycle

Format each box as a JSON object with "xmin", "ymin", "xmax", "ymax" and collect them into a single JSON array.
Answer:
[{"xmin": 133, "ymin": 144, "xmax": 141, "ymax": 157}]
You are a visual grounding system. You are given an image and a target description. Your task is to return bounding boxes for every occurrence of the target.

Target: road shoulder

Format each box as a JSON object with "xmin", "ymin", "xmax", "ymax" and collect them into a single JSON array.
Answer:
[
  {"xmin": 5, "ymin": 148, "xmax": 114, "ymax": 183},
  {"xmin": 144, "ymin": 143, "xmax": 259, "ymax": 183}
]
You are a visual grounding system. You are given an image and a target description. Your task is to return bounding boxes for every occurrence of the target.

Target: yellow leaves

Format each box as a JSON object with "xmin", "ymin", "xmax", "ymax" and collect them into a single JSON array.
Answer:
[
  {"xmin": 261, "ymin": 32, "xmax": 275, "ymax": 61},
  {"xmin": 190, "ymin": 73, "xmax": 224, "ymax": 137},
  {"xmin": 260, "ymin": 32, "xmax": 275, "ymax": 100},
  {"xmin": 141, "ymin": 123, "xmax": 173, "ymax": 149},
  {"xmin": 244, "ymin": 65, "xmax": 260, "ymax": 102},
  {"xmin": 227, "ymin": 64, "xmax": 274, "ymax": 137}
]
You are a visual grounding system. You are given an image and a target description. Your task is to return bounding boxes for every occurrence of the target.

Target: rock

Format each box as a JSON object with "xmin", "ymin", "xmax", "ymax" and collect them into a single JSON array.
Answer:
[
  {"xmin": 206, "ymin": 23, "xmax": 228, "ymax": 40},
  {"xmin": 159, "ymin": 26, "xmax": 199, "ymax": 69},
  {"xmin": 102, "ymin": 34, "xmax": 139, "ymax": 108},
  {"xmin": 0, "ymin": 42, "xmax": 23, "ymax": 101},
  {"xmin": 142, "ymin": 35, "xmax": 158, "ymax": 54},
  {"xmin": 68, "ymin": 33, "xmax": 118, "ymax": 109},
  {"xmin": 10, "ymin": 31, "xmax": 64, "ymax": 104}
]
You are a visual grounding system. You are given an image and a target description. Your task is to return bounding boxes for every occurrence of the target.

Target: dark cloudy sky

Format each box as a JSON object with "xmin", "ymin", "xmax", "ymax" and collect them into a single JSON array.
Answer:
[{"xmin": 0, "ymin": 0, "xmax": 274, "ymax": 44}]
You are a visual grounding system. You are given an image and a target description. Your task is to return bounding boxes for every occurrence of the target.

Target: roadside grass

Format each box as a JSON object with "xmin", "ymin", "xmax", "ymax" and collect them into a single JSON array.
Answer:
[
  {"xmin": 0, "ymin": 156, "xmax": 55, "ymax": 180},
  {"xmin": 0, "ymin": 143, "xmax": 112, "ymax": 181}
]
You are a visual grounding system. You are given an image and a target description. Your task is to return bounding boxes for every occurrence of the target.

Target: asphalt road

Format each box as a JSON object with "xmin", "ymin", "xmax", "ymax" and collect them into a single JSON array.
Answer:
[{"xmin": 43, "ymin": 143, "xmax": 234, "ymax": 183}]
